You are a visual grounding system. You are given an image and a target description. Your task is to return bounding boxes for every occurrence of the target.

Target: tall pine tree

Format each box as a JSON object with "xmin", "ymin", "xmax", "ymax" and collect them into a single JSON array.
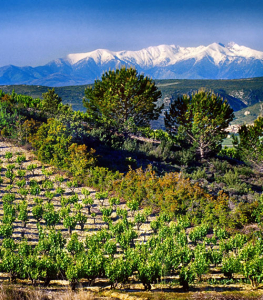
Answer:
[
  {"xmin": 165, "ymin": 91, "xmax": 234, "ymax": 159},
  {"xmin": 83, "ymin": 67, "xmax": 163, "ymax": 132}
]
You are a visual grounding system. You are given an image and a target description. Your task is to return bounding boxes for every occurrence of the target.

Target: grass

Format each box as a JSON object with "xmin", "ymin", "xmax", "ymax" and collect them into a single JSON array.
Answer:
[
  {"xmin": 0, "ymin": 284, "xmax": 100, "ymax": 300},
  {"xmin": 128, "ymin": 286, "xmax": 263, "ymax": 300}
]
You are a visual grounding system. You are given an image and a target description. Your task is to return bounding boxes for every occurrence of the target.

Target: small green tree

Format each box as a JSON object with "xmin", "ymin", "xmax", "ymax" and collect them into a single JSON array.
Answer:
[
  {"xmin": 31, "ymin": 119, "xmax": 72, "ymax": 168},
  {"xmin": 95, "ymin": 191, "xmax": 108, "ymax": 206},
  {"xmin": 67, "ymin": 232, "xmax": 84, "ymax": 256},
  {"xmin": 127, "ymin": 199, "xmax": 139, "ymax": 217},
  {"xmin": 65, "ymin": 259, "xmax": 84, "ymax": 290},
  {"xmin": 17, "ymin": 200, "xmax": 29, "ymax": 228},
  {"xmin": 165, "ymin": 91, "xmax": 234, "ymax": 159},
  {"xmin": 233, "ymin": 116, "xmax": 263, "ymax": 171},
  {"xmin": 105, "ymin": 256, "xmax": 133, "ymax": 288},
  {"xmin": 192, "ymin": 246, "xmax": 210, "ymax": 281},
  {"xmin": 63, "ymin": 214, "xmax": 77, "ymax": 235},
  {"xmin": 18, "ymin": 188, "xmax": 29, "ymax": 200},
  {"xmin": 5, "ymin": 152, "xmax": 13, "ymax": 163},
  {"xmin": 38, "ymin": 255, "xmax": 58, "ymax": 286},
  {"xmin": 136, "ymin": 253, "xmax": 161, "ymax": 291},
  {"xmin": 32, "ymin": 203, "xmax": 44, "ymax": 223},
  {"xmin": 83, "ymin": 196, "xmax": 94, "ymax": 215},
  {"xmin": 179, "ymin": 265, "xmax": 195, "ymax": 291},
  {"xmin": 82, "ymin": 250, "xmax": 104, "ymax": 286},
  {"xmin": 41, "ymin": 88, "xmax": 62, "ymax": 115},
  {"xmin": 100, "ymin": 207, "xmax": 113, "ymax": 229},
  {"xmin": 221, "ymin": 255, "xmax": 241, "ymax": 279},
  {"xmin": 1, "ymin": 250, "xmax": 23, "ymax": 282},
  {"xmin": 16, "ymin": 154, "xmax": 26, "ymax": 169},
  {"xmin": 134, "ymin": 212, "xmax": 146, "ymax": 231},
  {"xmin": 27, "ymin": 163, "xmax": 38, "ymax": 177},
  {"xmin": 5, "ymin": 164, "xmax": 16, "ymax": 184},
  {"xmin": 3, "ymin": 203, "xmax": 16, "ymax": 225},
  {"xmin": 74, "ymin": 203, "xmax": 87, "ymax": 231},
  {"xmin": 23, "ymin": 254, "xmax": 40, "ymax": 285},
  {"xmin": 83, "ymin": 67, "xmax": 163, "ymax": 132},
  {"xmin": 43, "ymin": 203, "xmax": 60, "ymax": 228},
  {"xmin": 0, "ymin": 224, "xmax": 13, "ymax": 238}
]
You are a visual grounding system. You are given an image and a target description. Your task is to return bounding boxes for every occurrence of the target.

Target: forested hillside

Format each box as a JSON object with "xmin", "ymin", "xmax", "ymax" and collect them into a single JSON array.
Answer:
[{"xmin": 1, "ymin": 77, "xmax": 263, "ymax": 126}]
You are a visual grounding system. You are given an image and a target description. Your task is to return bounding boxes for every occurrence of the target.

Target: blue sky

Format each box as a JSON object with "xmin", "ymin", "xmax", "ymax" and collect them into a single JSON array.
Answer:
[{"xmin": 1, "ymin": 0, "xmax": 263, "ymax": 67}]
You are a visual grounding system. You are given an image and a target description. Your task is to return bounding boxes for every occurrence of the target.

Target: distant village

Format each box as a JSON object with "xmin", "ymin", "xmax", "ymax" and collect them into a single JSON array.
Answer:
[{"xmin": 226, "ymin": 124, "xmax": 241, "ymax": 134}]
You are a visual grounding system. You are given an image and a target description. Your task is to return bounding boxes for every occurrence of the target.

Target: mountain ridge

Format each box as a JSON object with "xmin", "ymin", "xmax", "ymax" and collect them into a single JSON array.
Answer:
[
  {"xmin": 63, "ymin": 43, "xmax": 263, "ymax": 67},
  {"xmin": 1, "ymin": 43, "xmax": 263, "ymax": 86}
]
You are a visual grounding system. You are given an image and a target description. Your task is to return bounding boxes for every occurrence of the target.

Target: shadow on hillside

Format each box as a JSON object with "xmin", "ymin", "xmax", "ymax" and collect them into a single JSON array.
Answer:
[{"xmin": 85, "ymin": 134, "xmax": 181, "ymax": 175}]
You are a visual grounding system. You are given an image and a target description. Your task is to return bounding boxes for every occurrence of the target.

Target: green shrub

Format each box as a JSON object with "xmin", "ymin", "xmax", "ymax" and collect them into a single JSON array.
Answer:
[
  {"xmin": 216, "ymin": 169, "xmax": 250, "ymax": 194},
  {"xmin": 122, "ymin": 138, "xmax": 138, "ymax": 152},
  {"xmin": 174, "ymin": 148, "xmax": 196, "ymax": 166},
  {"xmin": 218, "ymin": 147, "xmax": 240, "ymax": 159},
  {"xmin": 188, "ymin": 167, "xmax": 207, "ymax": 180},
  {"xmin": 234, "ymin": 166, "xmax": 254, "ymax": 176},
  {"xmin": 211, "ymin": 159, "xmax": 230, "ymax": 173}
]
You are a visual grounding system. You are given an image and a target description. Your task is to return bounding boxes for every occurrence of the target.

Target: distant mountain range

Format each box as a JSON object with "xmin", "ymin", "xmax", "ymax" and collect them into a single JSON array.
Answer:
[{"xmin": 1, "ymin": 42, "xmax": 263, "ymax": 86}]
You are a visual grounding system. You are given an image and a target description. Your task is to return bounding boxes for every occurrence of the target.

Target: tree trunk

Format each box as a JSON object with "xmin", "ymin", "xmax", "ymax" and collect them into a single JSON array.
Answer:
[
  {"xmin": 199, "ymin": 145, "xmax": 204, "ymax": 159},
  {"xmin": 182, "ymin": 280, "xmax": 189, "ymax": 291},
  {"xmin": 43, "ymin": 277, "xmax": 50, "ymax": 287},
  {"xmin": 143, "ymin": 282, "xmax": 151, "ymax": 291},
  {"xmin": 70, "ymin": 280, "xmax": 78, "ymax": 291}
]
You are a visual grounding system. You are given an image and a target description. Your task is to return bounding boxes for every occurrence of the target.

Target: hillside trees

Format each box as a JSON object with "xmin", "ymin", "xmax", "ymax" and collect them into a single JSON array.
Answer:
[
  {"xmin": 233, "ymin": 116, "xmax": 263, "ymax": 171},
  {"xmin": 164, "ymin": 91, "xmax": 234, "ymax": 159},
  {"xmin": 30, "ymin": 118, "xmax": 96, "ymax": 174},
  {"xmin": 83, "ymin": 67, "xmax": 163, "ymax": 132},
  {"xmin": 41, "ymin": 88, "xmax": 62, "ymax": 116}
]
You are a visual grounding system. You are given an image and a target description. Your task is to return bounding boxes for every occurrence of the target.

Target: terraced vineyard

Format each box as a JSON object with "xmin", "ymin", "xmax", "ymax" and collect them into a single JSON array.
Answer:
[{"xmin": 1, "ymin": 141, "xmax": 263, "ymax": 300}]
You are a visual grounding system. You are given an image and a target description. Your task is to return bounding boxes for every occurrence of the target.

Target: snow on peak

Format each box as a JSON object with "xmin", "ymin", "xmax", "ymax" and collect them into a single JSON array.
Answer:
[
  {"xmin": 63, "ymin": 43, "xmax": 263, "ymax": 67},
  {"xmin": 226, "ymin": 42, "xmax": 263, "ymax": 60},
  {"xmin": 66, "ymin": 52, "xmax": 91, "ymax": 65},
  {"xmin": 66, "ymin": 49, "xmax": 116, "ymax": 65}
]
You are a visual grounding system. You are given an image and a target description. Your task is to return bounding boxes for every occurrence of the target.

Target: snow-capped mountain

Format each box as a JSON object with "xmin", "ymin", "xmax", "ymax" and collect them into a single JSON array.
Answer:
[{"xmin": 1, "ymin": 42, "xmax": 263, "ymax": 87}]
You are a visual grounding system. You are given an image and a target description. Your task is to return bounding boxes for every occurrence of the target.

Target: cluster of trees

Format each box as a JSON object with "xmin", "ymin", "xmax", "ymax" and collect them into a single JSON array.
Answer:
[
  {"xmin": 0, "ymin": 68, "xmax": 261, "ymax": 227},
  {"xmin": 1, "ymin": 67, "xmax": 262, "ymax": 168},
  {"xmin": 83, "ymin": 67, "xmax": 262, "ymax": 164},
  {"xmin": 0, "ymin": 88, "xmax": 97, "ymax": 177},
  {"xmin": 83, "ymin": 68, "xmax": 235, "ymax": 159}
]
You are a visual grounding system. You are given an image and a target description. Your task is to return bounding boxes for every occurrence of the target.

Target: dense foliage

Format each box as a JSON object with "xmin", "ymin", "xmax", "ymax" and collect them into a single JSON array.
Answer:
[
  {"xmin": 165, "ymin": 91, "xmax": 234, "ymax": 158},
  {"xmin": 233, "ymin": 116, "xmax": 263, "ymax": 171},
  {"xmin": 83, "ymin": 67, "xmax": 163, "ymax": 131}
]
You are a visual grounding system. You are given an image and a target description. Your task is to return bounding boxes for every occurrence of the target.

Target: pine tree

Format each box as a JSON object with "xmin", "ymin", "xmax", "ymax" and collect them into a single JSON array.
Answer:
[
  {"xmin": 83, "ymin": 67, "xmax": 163, "ymax": 132},
  {"xmin": 165, "ymin": 91, "xmax": 234, "ymax": 159},
  {"xmin": 233, "ymin": 116, "xmax": 263, "ymax": 171}
]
